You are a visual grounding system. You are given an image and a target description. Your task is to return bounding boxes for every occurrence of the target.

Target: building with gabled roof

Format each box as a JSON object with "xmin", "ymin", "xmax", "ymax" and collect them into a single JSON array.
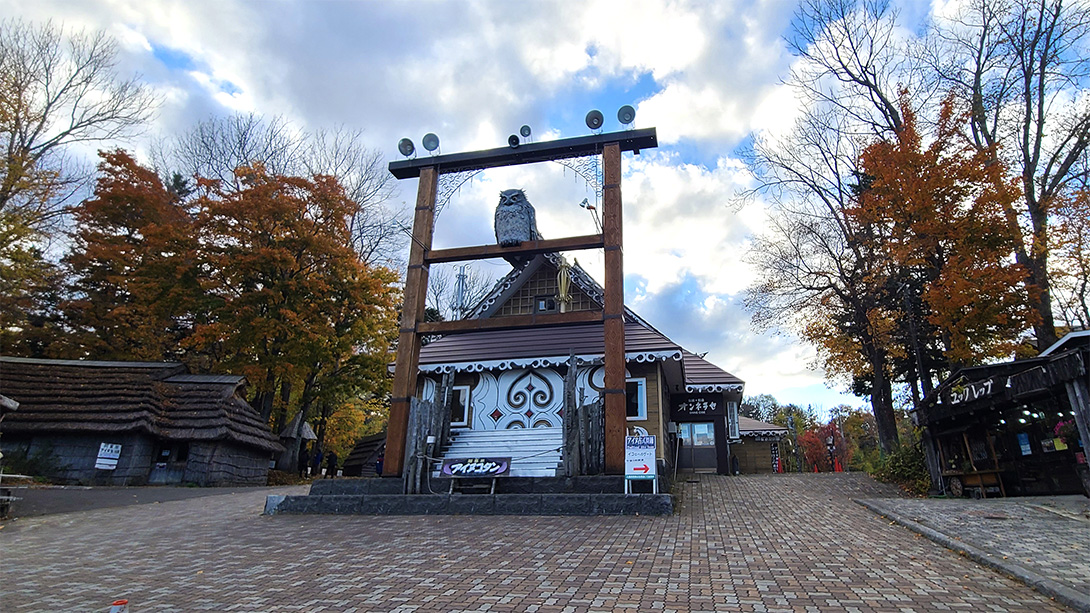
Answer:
[
  {"xmin": 0, "ymin": 357, "xmax": 282, "ymax": 486},
  {"xmin": 415, "ymin": 252, "xmax": 745, "ymax": 476}
]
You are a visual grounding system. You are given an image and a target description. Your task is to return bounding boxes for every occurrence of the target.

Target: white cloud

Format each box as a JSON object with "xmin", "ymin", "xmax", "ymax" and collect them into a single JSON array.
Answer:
[{"xmin": 2, "ymin": 0, "xmax": 894, "ymax": 413}]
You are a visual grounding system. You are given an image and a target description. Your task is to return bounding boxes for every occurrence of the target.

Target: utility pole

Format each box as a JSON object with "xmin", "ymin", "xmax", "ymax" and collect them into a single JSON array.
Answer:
[
  {"xmin": 454, "ymin": 264, "xmax": 467, "ymax": 319},
  {"xmin": 788, "ymin": 413, "xmax": 803, "ymax": 473}
]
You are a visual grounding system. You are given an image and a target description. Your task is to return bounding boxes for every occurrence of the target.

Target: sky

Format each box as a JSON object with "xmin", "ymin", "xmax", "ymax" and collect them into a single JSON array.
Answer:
[{"xmin": 6, "ymin": 0, "xmax": 940, "ymax": 417}]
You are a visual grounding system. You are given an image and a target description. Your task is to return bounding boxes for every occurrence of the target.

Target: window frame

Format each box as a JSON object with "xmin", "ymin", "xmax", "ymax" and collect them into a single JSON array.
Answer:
[
  {"xmin": 451, "ymin": 385, "xmax": 471, "ymax": 427},
  {"xmin": 625, "ymin": 377, "xmax": 647, "ymax": 421}
]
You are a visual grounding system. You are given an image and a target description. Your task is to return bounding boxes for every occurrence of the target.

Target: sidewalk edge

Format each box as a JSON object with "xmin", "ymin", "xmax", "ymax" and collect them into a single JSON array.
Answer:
[{"xmin": 855, "ymin": 498, "xmax": 1090, "ymax": 613}]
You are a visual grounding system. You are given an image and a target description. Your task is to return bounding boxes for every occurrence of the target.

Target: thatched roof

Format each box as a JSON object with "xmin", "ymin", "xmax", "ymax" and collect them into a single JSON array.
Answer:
[{"xmin": 0, "ymin": 357, "xmax": 282, "ymax": 453}]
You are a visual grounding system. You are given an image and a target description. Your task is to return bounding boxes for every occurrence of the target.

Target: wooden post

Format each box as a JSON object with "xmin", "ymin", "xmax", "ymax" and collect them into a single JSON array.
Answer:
[
  {"xmin": 563, "ymin": 350, "xmax": 579, "ymax": 477},
  {"xmin": 602, "ymin": 142, "xmax": 625, "ymax": 474},
  {"xmin": 384, "ymin": 167, "xmax": 438, "ymax": 477}
]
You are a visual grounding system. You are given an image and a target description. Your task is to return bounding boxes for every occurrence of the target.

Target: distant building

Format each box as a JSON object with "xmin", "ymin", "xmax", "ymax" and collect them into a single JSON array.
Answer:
[
  {"xmin": 731, "ymin": 416, "xmax": 788, "ymax": 474},
  {"xmin": 0, "ymin": 357, "xmax": 282, "ymax": 486}
]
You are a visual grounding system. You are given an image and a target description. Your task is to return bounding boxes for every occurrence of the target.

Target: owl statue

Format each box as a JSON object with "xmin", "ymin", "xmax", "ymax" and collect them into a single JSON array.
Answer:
[{"xmin": 494, "ymin": 188, "xmax": 541, "ymax": 247}]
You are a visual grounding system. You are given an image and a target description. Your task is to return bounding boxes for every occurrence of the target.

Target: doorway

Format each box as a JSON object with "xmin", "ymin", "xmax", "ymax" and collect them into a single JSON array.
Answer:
[{"xmin": 678, "ymin": 422, "xmax": 717, "ymax": 472}]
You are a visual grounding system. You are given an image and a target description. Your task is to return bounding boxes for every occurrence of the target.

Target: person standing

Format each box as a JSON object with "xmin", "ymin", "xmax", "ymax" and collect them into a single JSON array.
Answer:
[
  {"xmin": 311, "ymin": 447, "xmax": 324, "ymax": 476},
  {"xmin": 325, "ymin": 449, "xmax": 339, "ymax": 478},
  {"xmin": 298, "ymin": 442, "xmax": 310, "ymax": 478}
]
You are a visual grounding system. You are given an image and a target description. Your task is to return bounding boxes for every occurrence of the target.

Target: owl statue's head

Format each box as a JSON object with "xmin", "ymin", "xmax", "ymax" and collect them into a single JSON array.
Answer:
[{"xmin": 498, "ymin": 188, "xmax": 527, "ymax": 208}]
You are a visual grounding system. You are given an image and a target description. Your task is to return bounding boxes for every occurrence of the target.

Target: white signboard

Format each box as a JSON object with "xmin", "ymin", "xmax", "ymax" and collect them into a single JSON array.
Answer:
[
  {"xmin": 95, "ymin": 443, "xmax": 122, "ymax": 470},
  {"xmin": 625, "ymin": 435, "xmax": 657, "ymax": 480}
]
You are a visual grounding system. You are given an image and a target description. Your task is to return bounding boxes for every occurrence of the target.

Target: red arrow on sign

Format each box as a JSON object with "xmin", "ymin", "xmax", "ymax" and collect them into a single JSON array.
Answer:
[{"xmin": 634, "ymin": 464, "xmax": 650, "ymax": 473}]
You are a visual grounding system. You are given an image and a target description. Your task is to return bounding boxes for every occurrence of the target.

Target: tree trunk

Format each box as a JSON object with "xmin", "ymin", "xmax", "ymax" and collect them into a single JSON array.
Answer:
[{"xmin": 868, "ymin": 348, "xmax": 900, "ymax": 455}]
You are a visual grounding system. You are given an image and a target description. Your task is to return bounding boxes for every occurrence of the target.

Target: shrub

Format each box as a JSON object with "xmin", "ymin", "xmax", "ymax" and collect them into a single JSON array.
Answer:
[
  {"xmin": 0, "ymin": 444, "xmax": 60, "ymax": 482},
  {"xmin": 873, "ymin": 442, "xmax": 931, "ymax": 496}
]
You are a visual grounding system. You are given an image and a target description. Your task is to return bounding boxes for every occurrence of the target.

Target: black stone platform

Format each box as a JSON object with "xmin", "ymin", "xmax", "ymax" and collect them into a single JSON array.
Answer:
[{"xmin": 265, "ymin": 475, "xmax": 673, "ymax": 516}]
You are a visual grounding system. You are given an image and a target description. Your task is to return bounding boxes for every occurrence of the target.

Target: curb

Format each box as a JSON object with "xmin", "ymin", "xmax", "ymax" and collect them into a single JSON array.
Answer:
[{"xmin": 855, "ymin": 499, "xmax": 1090, "ymax": 613}]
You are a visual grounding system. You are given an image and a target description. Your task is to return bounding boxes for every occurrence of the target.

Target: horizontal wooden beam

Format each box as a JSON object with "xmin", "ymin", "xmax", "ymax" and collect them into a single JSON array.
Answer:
[
  {"xmin": 417, "ymin": 310, "xmax": 602, "ymax": 335},
  {"xmin": 389, "ymin": 128, "xmax": 658, "ymax": 179},
  {"xmin": 425, "ymin": 234, "xmax": 604, "ymax": 264}
]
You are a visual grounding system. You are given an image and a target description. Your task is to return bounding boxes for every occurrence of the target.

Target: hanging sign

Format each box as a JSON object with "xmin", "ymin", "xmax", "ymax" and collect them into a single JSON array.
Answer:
[
  {"xmin": 95, "ymin": 443, "xmax": 122, "ymax": 470},
  {"xmin": 441, "ymin": 457, "xmax": 510, "ymax": 477},
  {"xmin": 670, "ymin": 393, "xmax": 724, "ymax": 419},
  {"xmin": 625, "ymin": 435, "xmax": 657, "ymax": 480}
]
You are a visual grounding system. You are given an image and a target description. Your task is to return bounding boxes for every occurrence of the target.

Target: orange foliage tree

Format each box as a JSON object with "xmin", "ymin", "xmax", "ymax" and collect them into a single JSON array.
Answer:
[
  {"xmin": 851, "ymin": 95, "xmax": 1035, "ymax": 388},
  {"xmin": 64, "ymin": 150, "xmax": 199, "ymax": 360},
  {"xmin": 186, "ymin": 165, "xmax": 400, "ymax": 442},
  {"xmin": 62, "ymin": 152, "xmax": 400, "ymax": 465}
]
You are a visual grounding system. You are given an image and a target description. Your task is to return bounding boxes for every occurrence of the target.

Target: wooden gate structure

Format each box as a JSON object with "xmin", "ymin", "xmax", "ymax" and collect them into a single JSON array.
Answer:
[{"xmin": 382, "ymin": 127, "xmax": 657, "ymax": 478}]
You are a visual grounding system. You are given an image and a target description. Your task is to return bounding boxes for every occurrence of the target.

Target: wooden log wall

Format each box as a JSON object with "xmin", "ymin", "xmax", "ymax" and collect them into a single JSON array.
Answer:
[
  {"xmin": 562, "ymin": 352, "xmax": 579, "ymax": 477},
  {"xmin": 578, "ymin": 399, "xmax": 604, "ymax": 475}
]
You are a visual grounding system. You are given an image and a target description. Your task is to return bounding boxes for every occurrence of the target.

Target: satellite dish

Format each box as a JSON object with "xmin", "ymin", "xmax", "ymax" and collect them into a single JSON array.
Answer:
[
  {"xmin": 617, "ymin": 105, "xmax": 636, "ymax": 125},
  {"xmin": 520, "ymin": 125, "xmax": 532, "ymax": 138},
  {"xmin": 585, "ymin": 109, "xmax": 603, "ymax": 130},
  {"xmin": 422, "ymin": 133, "xmax": 440, "ymax": 152},
  {"xmin": 508, "ymin": 134, "xmax": 520, "ymax": 148},
  {"xmin": 397, "ymin": 138, "xmax": 415, "ymax": 157}
]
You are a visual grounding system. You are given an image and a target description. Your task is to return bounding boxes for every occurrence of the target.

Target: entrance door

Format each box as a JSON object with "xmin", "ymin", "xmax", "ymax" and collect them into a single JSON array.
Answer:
[{"xmin": 678, "ymin": 422, "xmax": 717, "ymax": 472}]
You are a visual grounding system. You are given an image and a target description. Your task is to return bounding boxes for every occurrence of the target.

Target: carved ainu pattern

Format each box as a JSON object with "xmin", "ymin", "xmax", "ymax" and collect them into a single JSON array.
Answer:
[
  {"xmin": 467, "ymin": 368, "xmax": 565, "ymax": 429},
  {"xmin": 508, "ymin": 369, "xmax": 554, "ymax": 410}
]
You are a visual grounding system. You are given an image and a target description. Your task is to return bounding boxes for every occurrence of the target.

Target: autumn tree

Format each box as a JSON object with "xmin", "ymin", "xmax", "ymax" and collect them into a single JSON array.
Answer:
[
  {"xmin": 156, "ymin": 113, "xmax": 406, "ymax": 266},
  {"xmin": 852, "ymin": 97, "xmax": 1036, "ymax": 383},
  {"xmin": 186, "ymin": 165, "xmax": 400, "ymax": 467},
  {"xmin": 924, "ymin": 0, "xmax": 1090, "ymax": 347},
  {"xmin": 1050, "ymin": 185, "xmax": 1090, "ymax": 330},
  {"xmin": 0, "ymin": 209, "xmax": 66, "ymax": 356},
  {"xmin": 0, "ymin": 19, "xmax": 158, "ymax": 232},
  {"xmin": 63, "ymin": 150, "xmax": 198, "ymax": 360}
]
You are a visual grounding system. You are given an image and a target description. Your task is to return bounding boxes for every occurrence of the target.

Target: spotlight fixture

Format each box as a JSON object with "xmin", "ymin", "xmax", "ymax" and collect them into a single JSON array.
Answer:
[
  {"xmin": 617, "ymin": 104, "xmax": 636, "ymax": 125},
  {"xmin": 585, "ymin": 109, "xmax": 603, "ymax": 130},
  {"xmin": 520, "ymin": 124, "xmax": 532, "ymax": 138},
  {"xmin": 508, "ymin": 134, "xmax": 520, "ymax": 148},
  {"xmin": 422, "ymin": 133, "xmax": 440, "ymax": 152},
  {"xmin": 397, "ymin": 138, "xmax": 415, "ymax": 157}
]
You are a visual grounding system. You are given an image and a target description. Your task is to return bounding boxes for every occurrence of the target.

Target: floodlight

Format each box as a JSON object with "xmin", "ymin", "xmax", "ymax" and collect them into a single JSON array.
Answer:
[
  {"xmin": 397, "ymin": 138, "xmax": 415, "ymax": 157},
  {"xmin": 422, "ymin": 133, "xmax": 440, "ymax": 152},
  {"xmin": 585, "ymin": 109, "xmax": 603, "ymax": 130},
  {"xmin": 617, "ymin": 105, "xmax": 636, "ymax": 125}
]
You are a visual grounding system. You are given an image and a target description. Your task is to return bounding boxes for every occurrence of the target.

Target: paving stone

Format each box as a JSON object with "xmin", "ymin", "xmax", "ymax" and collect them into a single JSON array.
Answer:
[{"xmin": 0, "ymin": 474, "xmax": 1072, "ymax": 612}]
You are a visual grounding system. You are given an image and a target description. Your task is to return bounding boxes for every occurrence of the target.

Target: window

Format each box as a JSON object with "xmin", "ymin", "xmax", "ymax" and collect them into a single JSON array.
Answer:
[
  {"xmin": 626, "ymin": 378, "xmax": 647, "ymax": 420},
  {"xmin": 451, "ymin": 385, "xmax": 471, "ymax": 427},
  {"xmin": 534, "ymin": 295, "xmax": 557, "ymax": 314},
  {"xmin": 678, "ymin": 422, "xmax": 716, "ymax": 446},
  {"xmin": 728, "ymin": 401, "xmax": 739, "ymax": 439}
]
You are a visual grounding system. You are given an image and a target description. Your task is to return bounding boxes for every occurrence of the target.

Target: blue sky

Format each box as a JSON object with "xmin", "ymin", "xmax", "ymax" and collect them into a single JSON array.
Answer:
[{"xmin": 6, "ymin": 0, "xmax": 942, "ymax": 417}]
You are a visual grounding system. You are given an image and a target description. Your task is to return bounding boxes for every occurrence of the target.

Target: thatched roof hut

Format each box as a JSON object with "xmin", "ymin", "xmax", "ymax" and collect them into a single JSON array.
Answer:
[{"xmin": 0, "ymin": 357, "xmax": 281, "ymax": 486}]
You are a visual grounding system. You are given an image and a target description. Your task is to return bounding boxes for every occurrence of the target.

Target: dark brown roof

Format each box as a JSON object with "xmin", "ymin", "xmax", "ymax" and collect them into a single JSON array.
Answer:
[
  {"xmin": 738, "ymin": 416, "xmax": 787, "ymax": 434},
  {"xmin": 419, "ymin": 320, "xmax": 680, "ymax": 365},
  {"xmin": 0, "ymin": 357, "xmax": 281, "ymax": 452},
  {"xmin": 682, "ymin": 351, "xmax": 744, "ymax": 389}
]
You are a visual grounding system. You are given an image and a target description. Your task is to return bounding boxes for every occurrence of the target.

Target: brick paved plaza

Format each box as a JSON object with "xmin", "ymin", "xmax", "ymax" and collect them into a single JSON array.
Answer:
[{"xmin": 0, "ymin": 473, "xmax": 1070, "ymax": 612}]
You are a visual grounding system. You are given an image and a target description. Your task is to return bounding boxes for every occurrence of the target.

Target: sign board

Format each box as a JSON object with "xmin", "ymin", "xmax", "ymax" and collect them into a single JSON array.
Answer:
[
  {"xmin": 441, "ymin": 457, "xmax": 510, "ymax": 478},
  {"xmin": 95, "ymin": 443, "xmax": 122, "ymax": 470},
  {"xmin": 625, "ymin": 435, "xmax": 656, "ymax": 480},
  {"xmin": 670, "ymin": 393, "xmax": 725, "ymax": 420}
]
